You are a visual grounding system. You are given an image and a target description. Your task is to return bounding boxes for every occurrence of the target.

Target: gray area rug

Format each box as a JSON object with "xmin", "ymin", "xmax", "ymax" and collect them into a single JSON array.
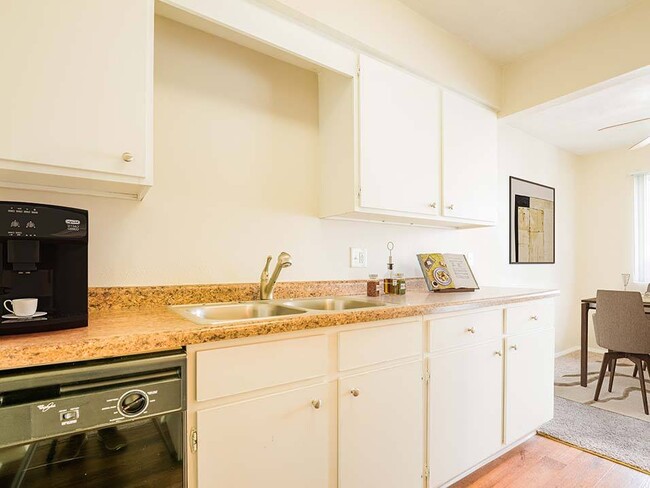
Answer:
[
  {"xmin": 538, "ymin": 352, "xmax": 650, "ymax": 473},
  {"xmin": 539, "ymin": 397, "xmax": 650, "ymax": 473},
  {"xmin": 555, "ymin": 351, "xmax": 649, "ymax": 422}
]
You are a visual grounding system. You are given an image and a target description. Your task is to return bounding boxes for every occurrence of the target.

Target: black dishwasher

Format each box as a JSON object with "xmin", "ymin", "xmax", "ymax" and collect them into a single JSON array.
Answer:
[{"xmin": 0, "ymin": 351, "xmax": 186, "ymax": 488}]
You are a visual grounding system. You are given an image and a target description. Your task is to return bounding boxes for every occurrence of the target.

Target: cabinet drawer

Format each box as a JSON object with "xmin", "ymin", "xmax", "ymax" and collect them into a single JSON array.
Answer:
[
  {"xmin": 196, "ymin": 335, "xmax": 327, "ymax": 401},
  {"xmin": 338, "ymin": 321, "xmax": 422, "ymax": 371},
  {"xmin": 506, "ymin": 300, "xmax": 554, "ymax": 335},
  {"xmin": 429, "ymin": 309, "xmax": 502, "ymax": 352}
]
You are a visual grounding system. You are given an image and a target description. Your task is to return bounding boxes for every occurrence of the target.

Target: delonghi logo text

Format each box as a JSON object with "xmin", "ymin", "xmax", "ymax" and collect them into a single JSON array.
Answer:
[{"xmin": 65, "ymin": 218, "xmax": 81, "ymax": 232}]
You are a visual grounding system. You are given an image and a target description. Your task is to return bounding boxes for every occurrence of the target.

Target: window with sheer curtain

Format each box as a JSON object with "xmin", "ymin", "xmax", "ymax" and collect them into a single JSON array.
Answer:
[{"xmin": 634, "ymin": 173, "xmax": 650, "ymax": 282}]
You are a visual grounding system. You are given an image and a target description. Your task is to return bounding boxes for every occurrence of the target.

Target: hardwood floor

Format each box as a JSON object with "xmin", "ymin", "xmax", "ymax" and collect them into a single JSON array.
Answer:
[{"xmin": 452, "ymin": 435, "xmax": 650, "ymax": 488}]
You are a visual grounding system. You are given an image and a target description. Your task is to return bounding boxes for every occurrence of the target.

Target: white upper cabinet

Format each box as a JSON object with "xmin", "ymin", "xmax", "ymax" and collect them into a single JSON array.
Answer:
[
  {"xmin": 441, "ymin": 90, "xmax": 498, "ymax": 223},
  {"xmin": 0, "ymin": 0, "xmax": 153, "ymax": 199},
  {"xmin": 358, "ymin": 55, "xmax": 441, "ymax": 216},
  {"xmin": 319, "ymin": 56, "xmax": 498, "ymax": 229}
]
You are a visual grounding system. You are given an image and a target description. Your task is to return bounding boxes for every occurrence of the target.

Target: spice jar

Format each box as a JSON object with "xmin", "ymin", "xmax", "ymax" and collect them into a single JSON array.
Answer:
[
  {"xmin": 395, "ymin": 273, "xmax": 406, "ymax": 295},
  {"xmin": 367, "ymin": 274, "xmax": 381, "ymax": 297}
]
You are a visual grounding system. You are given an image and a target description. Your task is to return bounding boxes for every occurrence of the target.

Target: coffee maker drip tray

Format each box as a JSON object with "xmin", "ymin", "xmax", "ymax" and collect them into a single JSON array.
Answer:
[{"xmin": 0, "ymin": 313, "xmax": 87, "ymax": 335}]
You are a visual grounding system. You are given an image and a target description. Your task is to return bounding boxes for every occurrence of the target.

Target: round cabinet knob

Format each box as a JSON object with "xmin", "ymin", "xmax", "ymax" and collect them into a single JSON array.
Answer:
[
  {"xmin": 350, "ymin": 388, "xmax": 360, "ymax": 397},
  {"xmin": 429, "ymin": 203, "xmax": 437, "ymax": 208},
  {"xmin": 530, "ymin": 315, "xmax": 539, "ymax": 321},
  {"xmin": 311, "ymin": 399, "xmax": 322, "ymax": 410},
  {"xmin": 122, "ymin": 152, "xmax": 134, "ymax": 163},
  {"xmin": 494, "ymin": 351, "xmax": 502, "ymax": 357},
  {"xmin": 466, "ymin": 327, "xmax": 476, "ymax": 334},
  {"xmin": 118, "ymin": 389, "xmax": 149, "ymax": 417},
  {"xmin": 510, "ymin": 344, "xmax": 518, "ymax": 351},
  {"xmin": 446, "ymin": 204, "xmax": 454, "ymax": 210}
]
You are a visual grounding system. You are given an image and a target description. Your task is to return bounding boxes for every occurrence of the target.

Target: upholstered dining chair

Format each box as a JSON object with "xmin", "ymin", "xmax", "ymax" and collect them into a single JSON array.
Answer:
[{"xmin": 593, "ymin": 290, "xmax": 650, "ymax": 415}]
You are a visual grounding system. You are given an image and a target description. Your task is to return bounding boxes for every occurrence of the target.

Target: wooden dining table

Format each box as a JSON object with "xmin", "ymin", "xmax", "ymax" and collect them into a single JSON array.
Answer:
[{"xmin": 580, "ymin": 295, "xmax": 650, "ymax": 386}]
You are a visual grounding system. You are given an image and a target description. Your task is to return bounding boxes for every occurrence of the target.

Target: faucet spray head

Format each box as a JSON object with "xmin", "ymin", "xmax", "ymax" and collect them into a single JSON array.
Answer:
[{"xmin": 277, "ymin": 252, "xmax": 293, "ymax": 268}]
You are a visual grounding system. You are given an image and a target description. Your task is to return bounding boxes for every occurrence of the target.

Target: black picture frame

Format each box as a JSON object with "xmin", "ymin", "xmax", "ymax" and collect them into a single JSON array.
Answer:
[{"xmin": 509, "ymin": 176, "xmax": 556, "ymax": 265}]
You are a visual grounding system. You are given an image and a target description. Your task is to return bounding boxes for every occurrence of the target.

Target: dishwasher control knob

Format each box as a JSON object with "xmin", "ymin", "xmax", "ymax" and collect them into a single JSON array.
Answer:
[{"xmin": 118, "ymin": 390, "xmax": 149, "ymax": 417}]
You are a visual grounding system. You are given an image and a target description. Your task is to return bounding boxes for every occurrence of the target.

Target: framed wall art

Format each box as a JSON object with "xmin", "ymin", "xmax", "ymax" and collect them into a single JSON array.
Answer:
[{"xmin": 509, "ymin": 177, "xmax": 555, "ymax": 264}]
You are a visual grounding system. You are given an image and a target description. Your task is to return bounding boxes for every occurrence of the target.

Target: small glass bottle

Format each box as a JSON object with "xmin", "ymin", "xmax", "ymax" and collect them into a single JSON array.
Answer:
[
  {"xmin": 383, "ymin": 241, "xmax": 397, "ymax": 294},
  {"xmin": 395, "ymin": 273, "xmax": 406, "ymax": 295},
  {"xmin": 384, "ymin": 264, "xmax": 396, "ymax": 294},
  {"xmin": 367, "ymin": 274, "xmax": 381, "ymax": 297}
]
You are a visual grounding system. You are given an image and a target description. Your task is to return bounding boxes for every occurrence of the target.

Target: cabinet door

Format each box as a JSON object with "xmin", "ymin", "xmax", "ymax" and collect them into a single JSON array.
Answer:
[
  {"xmin": 358, "ymin": 55, "xmax": 441, "ymax": 216},
  {"xmin": 197, "ymin": 383, "xmax": 331, "ymax": 488},
  {"xmin": 505, "ymin": 327, "xmax": 555, "ymax": 443},
  {"xmin": 339, "ymin": 361, "xmax": 424, "ymax": 488},
  {"xmin": 441, "ymin": 90, "xmax": 497, "ymax": 222},
  {"xmin": 428, "ymin": 340, "xmax": 503, "ymax": 487},
  {"xmin": 0, "ymin": 0, "xmax": 152, "ymax": 178}
]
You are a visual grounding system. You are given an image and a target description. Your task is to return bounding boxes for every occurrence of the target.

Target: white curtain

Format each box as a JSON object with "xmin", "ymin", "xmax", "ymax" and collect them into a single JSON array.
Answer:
[{"xmin": 634, "ymin": 173, "xmax": 649, "ymax": 282}]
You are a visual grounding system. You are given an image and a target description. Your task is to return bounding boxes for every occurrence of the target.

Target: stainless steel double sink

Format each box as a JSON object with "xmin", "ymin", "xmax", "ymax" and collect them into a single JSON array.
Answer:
[{"xmin": 171, "ymin": 297, "xmax": 386, "ymax": 325}]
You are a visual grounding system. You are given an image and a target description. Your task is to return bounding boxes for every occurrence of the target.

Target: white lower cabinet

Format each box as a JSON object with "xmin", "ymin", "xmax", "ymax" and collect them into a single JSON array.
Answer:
[
  {"xmin": 338, "ymin": 361, "xmax": 424, "ymax": 488},
  {"xmin": 426, "ymin": 305, "xmax": 555, "ymax": 487},
  {"xmin": 428, "ymin": 340, "xmax": 503, "ymax": 487},
  {"xmin": 189, "ymin": 305, "xmax": 556, "ymax": 488},
  {"xmin": 505, "ymin": 327, "xmax": 555, "ymax": 443},
  {"xmin": 196, "ymin": 383, "xmax": 331, "ymax": 487}
]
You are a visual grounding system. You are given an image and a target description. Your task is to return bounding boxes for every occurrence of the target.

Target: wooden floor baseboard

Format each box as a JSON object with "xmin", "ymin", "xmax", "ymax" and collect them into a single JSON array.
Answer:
[{"xmin": 537, "ymin": 432, "xmax": 650, "ymax": 476}]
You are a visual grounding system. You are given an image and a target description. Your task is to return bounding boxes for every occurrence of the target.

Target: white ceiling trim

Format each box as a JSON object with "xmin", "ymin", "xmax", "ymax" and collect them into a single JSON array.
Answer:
[{"xmin": 501, "ymin": 66, "xmax": 650, "ymax": 155}]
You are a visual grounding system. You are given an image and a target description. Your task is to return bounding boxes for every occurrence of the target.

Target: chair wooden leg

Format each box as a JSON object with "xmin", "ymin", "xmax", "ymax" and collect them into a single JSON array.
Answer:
[
  {"xmin": 633, "ymin": 364, "xmax": 638, "ymax": 378},
  {"xmin": 594, "ymin": 352, "xmax": 610, "ymax": 402},
  {"xmin": 608, "ymin": 357, "xmax": 618, "ymax": 392},
  {"xmin": 631, "ymin": 356, "xmax": 649, "ymax": 415}
]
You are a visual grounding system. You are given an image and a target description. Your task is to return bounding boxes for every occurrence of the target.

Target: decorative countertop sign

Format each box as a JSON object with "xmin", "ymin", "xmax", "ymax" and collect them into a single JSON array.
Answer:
[{"xmin": 417, "ymin": 253, "xmax": 479, "ymax": 292}]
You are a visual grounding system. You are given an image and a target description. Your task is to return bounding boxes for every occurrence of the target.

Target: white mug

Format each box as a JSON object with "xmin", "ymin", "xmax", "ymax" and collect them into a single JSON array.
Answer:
[{"xmin": 4, "ymin": 298, "xmax": 38, "ymax": 317}]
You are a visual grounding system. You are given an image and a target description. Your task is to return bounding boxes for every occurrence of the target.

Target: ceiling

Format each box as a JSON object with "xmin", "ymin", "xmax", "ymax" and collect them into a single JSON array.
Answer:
[
  {"xmin": 502, "ymin": 69, "xmax": 650, "ymax": 155},
  {"xmin": 399, "ymin": 0, "xmax": 638, "ymax": 63}
]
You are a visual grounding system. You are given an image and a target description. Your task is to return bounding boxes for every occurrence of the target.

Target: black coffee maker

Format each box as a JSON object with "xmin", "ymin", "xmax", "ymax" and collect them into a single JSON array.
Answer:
[{"xmin": 0, "ymin": 202, "xmax": 88, "ymax": 335}]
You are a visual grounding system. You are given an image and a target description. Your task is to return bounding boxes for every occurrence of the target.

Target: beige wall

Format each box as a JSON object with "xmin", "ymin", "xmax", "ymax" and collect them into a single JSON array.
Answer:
[
  {"xmin": 502, "ymin": 0, "xmax": 650, "ymax": 116},
  {"xmin": 497, "ymin": 125, "xmax": 580, "ymax": 351},
  {"xmin": 260, "ymin": 0, "xmax": 501, "ymax": 108},
  {"xmin": 2, "ymin": 18, "xmax": 579, "ymax": 350},
  {"xmin": 576, "ymin": 146, "xmax": 650, "ymax": 291},
  {"xmin": 575, "ymin": 146, "xmax": 650, "ymax": 347}
]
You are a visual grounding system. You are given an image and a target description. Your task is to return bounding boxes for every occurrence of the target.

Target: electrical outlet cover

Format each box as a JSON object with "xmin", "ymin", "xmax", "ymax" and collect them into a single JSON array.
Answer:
[{"xmin": 350, "ymin": 248, "xmax": 368, "ymax": 268}]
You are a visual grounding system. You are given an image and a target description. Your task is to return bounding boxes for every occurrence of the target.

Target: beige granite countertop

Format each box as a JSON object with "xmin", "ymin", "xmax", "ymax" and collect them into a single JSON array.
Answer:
[{"xmin": 0, "ymin": 287, "xmax": 559, "ymax": 370}]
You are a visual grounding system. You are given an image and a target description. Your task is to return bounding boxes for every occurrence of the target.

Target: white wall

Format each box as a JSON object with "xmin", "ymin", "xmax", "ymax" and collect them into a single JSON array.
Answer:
[
  {"xmin": 576, "ymin": 146, "xmax": 650, "ymax": 291},
  {"xmin": 575, "ymin": 146, "xmax": 650, "ymax": 347},
  {"xmin": 497, "ymin": 124, "xmax": 580, "ymax": 351},
  {"xmin": 1, "ymin": 18, "xmax": 580, "ymax": 350}
]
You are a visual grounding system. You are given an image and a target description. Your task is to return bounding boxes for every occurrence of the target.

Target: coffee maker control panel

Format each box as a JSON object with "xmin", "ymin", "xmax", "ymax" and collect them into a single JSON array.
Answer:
[{"xmin": 1, "ymin": 203, "xmax": 88, "ymax": 239}]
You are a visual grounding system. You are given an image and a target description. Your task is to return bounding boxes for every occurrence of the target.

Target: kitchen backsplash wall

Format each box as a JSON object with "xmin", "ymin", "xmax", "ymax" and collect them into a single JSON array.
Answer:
[{"xmin": 1, "ymin": 17, "xmax": 580, "ymax": 349}]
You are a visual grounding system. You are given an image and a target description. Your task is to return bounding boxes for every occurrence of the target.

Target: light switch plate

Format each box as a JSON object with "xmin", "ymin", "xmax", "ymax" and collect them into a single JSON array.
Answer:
[{"xmin": 350, "ymin": 248, "xmax": 368, "ymax": 268}]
